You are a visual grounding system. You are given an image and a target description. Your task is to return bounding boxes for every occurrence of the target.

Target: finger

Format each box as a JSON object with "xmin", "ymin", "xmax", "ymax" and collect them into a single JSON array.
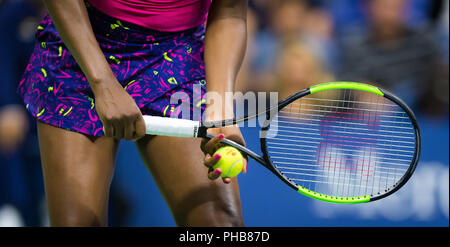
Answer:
[
  {"xmin": 222, "ymin": 177, "xmax": 232, "ymax": 184},
  {"xmin": 208, "ymin": 167, "xmax": 222, "ymax": 180},
  {"xmin": 241, "ymin": 159, "xmax": 248, "ymax": 174},
  {"xmin": 113, "ymin": 120, "xmax": 124, "ymax": 140},
  {"xmin": 204, "ymin": 134, "xmax": 224, "ymax": 155},
  {"xmin": 103, "ymin": 123, "xmax": 115, "ymax": 138},
  {"xmin": 123, "ymin": 120, "xmax": 135, "ymax": 141},
  {"xmin": 204, "ymin": 153, "xmax": 221, "ymax": 168},
  {"xmin": 200, "ymin": 138, "xmax": 209, "ymax": 154},
  {"xmin": 134, "ymin": 116, "xmax": 146, "ymax": 140}
]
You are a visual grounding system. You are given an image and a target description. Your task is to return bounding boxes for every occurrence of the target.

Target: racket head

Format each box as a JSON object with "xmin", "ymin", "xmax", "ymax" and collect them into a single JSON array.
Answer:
[{"xmin": 260, "ymin": 82, "xmax": 421, "ymax": 203}]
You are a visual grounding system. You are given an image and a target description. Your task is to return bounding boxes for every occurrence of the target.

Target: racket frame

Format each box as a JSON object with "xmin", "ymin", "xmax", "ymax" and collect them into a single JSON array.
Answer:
[{"xmin": 199, "ymin": 82, "xmax": 421, "ymax": 204}]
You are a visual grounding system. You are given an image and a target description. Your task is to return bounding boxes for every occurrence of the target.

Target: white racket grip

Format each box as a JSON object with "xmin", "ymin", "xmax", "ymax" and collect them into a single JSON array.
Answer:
[{"xmin": 143, "ymin": 116, "xmax": 201, "ymax": 138}]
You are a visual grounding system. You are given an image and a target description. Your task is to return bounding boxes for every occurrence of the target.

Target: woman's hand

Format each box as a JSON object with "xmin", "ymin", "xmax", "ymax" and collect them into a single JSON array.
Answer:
[
  {"xmin": 201, "ymin": 125, "xmax": 248, "ymax": 184},
  {"xmin": 93, "ymin": 77, "xmax": 146, "ymax": 141},
  {"xmin": 201, "ymin": 0, "xmax": 248, "ymax": 183},
  {"xmin": 42, "ymin": 1, "xmax": 146, "ymax": 141}
]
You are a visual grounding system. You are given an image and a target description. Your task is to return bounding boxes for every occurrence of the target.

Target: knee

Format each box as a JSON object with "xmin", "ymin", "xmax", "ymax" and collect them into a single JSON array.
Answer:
[
  {"xmin": 51, "ymin": 217, "xmax": 106, "ymax": 227},
  {"xmin": 175, "ymin": 202, "xmax": 245, "ymax": 227},
  {"xmin": 215, "ymin": 204, "xmax": 245, "ymax": 227},
  {"xmin": 49, "ymin": 210, "xmax": 107, "ymax": 227}
]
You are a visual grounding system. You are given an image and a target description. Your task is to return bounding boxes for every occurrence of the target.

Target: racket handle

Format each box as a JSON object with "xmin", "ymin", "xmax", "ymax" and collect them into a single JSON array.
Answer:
[{"xmin": 143, "ymin": 116, "xmax": 201, "ymax": 138}]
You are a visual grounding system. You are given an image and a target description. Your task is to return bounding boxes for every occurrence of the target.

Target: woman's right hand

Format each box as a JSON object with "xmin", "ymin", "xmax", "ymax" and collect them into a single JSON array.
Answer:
[
  {"xmin": 41, "ymin": 1, "xmax": 146, "ymax": 141},
  {"xmin": 92, "ymin": 77, "xmax": 146, "ymax": 141}
]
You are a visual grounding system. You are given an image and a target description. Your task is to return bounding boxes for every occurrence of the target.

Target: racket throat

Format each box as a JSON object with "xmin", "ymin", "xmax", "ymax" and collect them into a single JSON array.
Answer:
[{"xmin": 197, "ymin": 126, "xmax": 208, "ymax": 138}]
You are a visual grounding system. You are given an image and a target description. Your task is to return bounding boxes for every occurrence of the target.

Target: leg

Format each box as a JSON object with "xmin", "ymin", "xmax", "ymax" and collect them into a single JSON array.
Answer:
[
  {"xmin": 136, "ymin": 136, "xmax": 244, "ymax": 227},
  {"xmin": 37, "ymin": 121, "xmax": 119, "ymax": 226}
]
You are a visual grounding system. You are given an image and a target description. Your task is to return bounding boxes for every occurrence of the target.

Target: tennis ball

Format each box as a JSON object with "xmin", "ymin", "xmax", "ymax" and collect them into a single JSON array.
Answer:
[{"xmin": 213, "ymin": 146, "xmax": 244, "ymax": 178}]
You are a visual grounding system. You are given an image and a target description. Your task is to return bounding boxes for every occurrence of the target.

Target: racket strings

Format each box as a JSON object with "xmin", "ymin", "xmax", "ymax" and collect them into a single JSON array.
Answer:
[{"xmin": 265, "ymin": 89, "xmax": 416, "ymax": 198}]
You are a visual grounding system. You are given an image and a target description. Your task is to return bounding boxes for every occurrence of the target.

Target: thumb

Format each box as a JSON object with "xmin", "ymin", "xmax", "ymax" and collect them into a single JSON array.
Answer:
[{"xmin": 241, "ymin": 159, "xmax": 248, "ymax": 174}]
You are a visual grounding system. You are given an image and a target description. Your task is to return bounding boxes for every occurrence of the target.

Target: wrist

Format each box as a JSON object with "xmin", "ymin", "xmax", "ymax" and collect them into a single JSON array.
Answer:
[
  {"xmin": 204, "ymin": 91, "xmax": 235, "ymax": 121},
  {"xmin": 89, "ymin": 72, "xmax": 118, "ymax": 95}
]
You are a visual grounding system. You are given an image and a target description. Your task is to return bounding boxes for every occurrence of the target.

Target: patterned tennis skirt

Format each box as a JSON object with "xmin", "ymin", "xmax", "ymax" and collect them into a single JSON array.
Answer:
[{"xmin": 17, "ymin": 4, "xmax": 207, "ymax": 137}]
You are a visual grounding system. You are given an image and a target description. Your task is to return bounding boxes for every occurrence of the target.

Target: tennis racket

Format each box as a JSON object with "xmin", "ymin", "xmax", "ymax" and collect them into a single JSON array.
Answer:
[{"xmin": 141, "ymin": 82, "xmax": 421, "ymax": 204}]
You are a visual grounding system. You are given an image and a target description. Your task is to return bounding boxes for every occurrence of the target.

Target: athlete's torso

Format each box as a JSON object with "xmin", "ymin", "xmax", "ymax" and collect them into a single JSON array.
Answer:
[{"xmin": 87, "ymin": 0, "xmax": 211, "ymax": 32}]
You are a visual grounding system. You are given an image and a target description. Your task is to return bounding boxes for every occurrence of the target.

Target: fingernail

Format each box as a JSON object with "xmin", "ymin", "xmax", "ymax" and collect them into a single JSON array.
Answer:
[
  {"xmin": 244, "ymin": 163, "xmax": 247, "ymax": 173},
  {"xmin": 215, "ymin": 168, "xmax": 222, "ymax": 175},
  {"xmin": 218, "ymin": 134, "xmax": 224, "ymax": 140},
  {"xmin": 214, "ymin": 154, "xmax": 221, "ymax": 161},
  {"xmin": 225, "ymin": 178, "xmax": 231, "ymax": 184}
]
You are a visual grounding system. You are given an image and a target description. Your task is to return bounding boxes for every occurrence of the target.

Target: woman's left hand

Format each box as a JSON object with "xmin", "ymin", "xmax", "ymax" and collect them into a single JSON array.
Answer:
[{"xmin": 200, "ymin": 125, "xmax": 248, "ymax": 184}]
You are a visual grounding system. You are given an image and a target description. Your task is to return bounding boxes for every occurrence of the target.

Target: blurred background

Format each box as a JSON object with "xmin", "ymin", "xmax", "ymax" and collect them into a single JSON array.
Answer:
[{"xmin": 0, "ymin": 0, "xmax": 448, "ymax": 227}]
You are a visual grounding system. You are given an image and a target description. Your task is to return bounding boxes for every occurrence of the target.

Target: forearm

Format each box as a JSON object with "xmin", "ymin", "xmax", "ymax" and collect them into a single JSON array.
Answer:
[
  {"xmin": 204, "ymin": 0, "xmax": 248, "ymax": 120},
  {"xmin": 43, "ymin": 0, "xmax": 115, "ymax": 93}
]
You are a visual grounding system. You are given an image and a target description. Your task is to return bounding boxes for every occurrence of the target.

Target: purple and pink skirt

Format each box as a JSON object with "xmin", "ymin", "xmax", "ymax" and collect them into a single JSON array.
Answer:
[{"xmin": 17, "ymin": 4, "xmax": 206, "ymax": 137}]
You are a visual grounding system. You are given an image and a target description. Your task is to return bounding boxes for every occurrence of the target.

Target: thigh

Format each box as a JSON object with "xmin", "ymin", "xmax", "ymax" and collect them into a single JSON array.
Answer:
[
  {"xmin": 37, "ymin": 121, "xmax": 119, "ymax": 226},
  {"xmin": 136, "ymin": 135, "xmax": 244, "ymax": 227}
]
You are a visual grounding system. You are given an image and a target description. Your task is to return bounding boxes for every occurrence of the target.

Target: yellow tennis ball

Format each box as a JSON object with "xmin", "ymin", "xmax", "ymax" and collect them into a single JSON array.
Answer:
[{"xmin": 213, "ymin": 146, "xmax": 244, "ymax": 178}]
